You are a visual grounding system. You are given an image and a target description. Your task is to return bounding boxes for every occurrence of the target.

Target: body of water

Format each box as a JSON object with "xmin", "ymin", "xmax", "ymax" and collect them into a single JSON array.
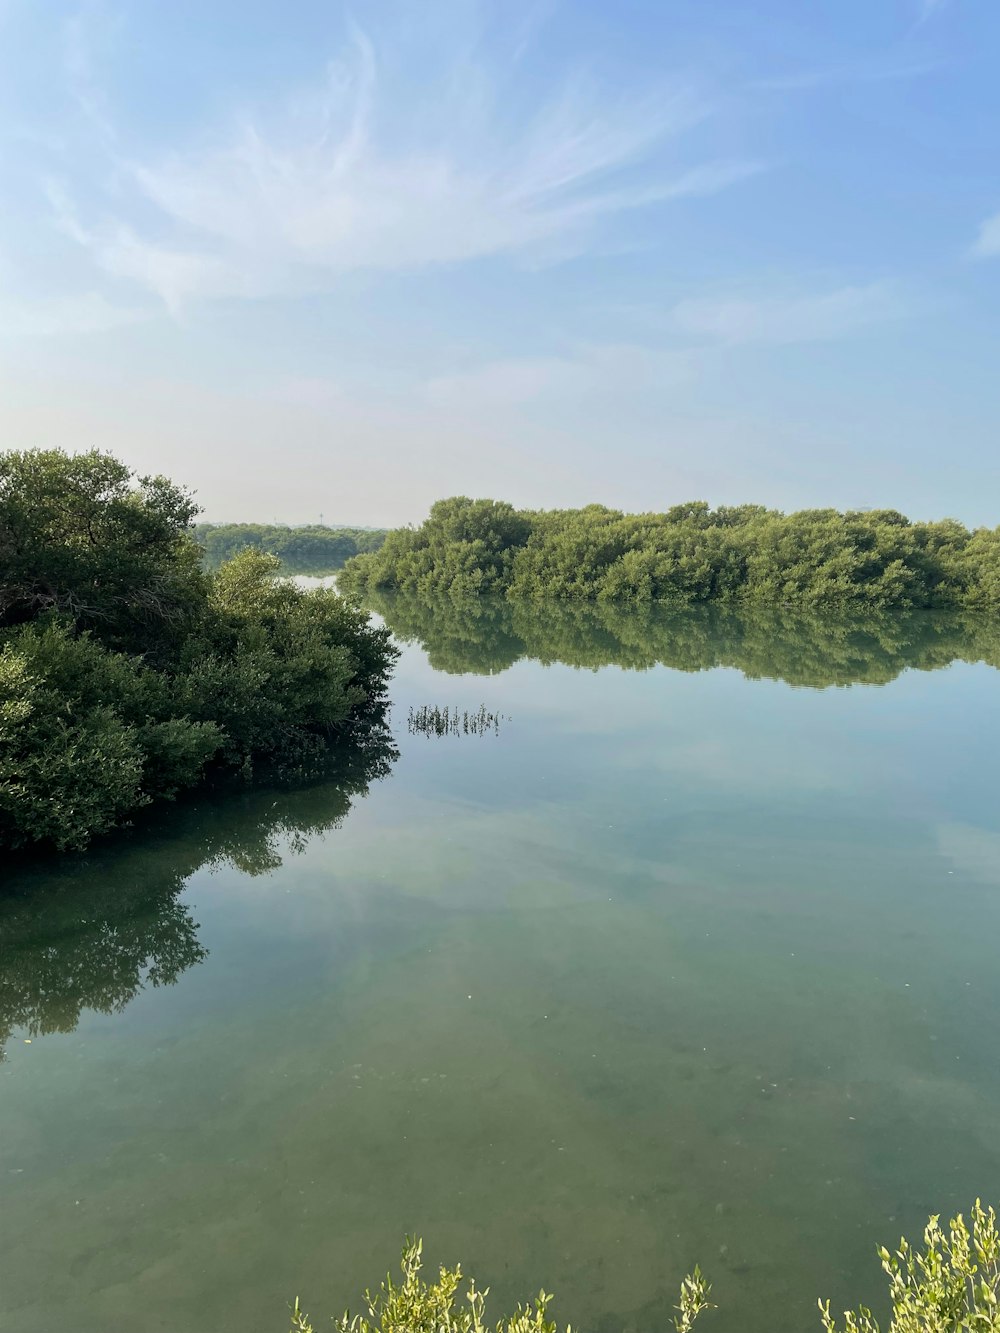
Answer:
[{"xmin": 3, "ymin": 600, "xmax": 1000, "ymax": 1333}]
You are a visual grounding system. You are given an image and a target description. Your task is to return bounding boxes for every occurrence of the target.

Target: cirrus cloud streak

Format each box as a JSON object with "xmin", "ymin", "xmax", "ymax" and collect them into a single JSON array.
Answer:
[{"xmin": 48, "ymin": 22, "xmax": 765, "ymax": 312}]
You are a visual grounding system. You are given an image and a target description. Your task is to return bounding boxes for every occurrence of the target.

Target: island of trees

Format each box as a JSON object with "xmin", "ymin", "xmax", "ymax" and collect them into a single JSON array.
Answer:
[
  {"xmin": 338, "ymin": 497, "xmax": 1000, "ymax": 607},
  {"xmin": 195, "ymin": 521, "xmax": 386, "ymax": 573},
  {"xmin": 0, "ymin": 449, "xmax": 397, "ymax": 853}
]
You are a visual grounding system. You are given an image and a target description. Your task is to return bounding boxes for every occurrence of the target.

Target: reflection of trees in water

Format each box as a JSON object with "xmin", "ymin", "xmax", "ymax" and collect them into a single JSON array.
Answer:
[
  {"xmin": 367, "ymin": 592, "xmax": 1000, "ymax": 687},
  {"xmin": 376, "ymin": 595, "xmax": 524, "ymax": 675},
  {"xmin": 0, "ymin": 718, "xmax": 398, "ymax": 1061}
]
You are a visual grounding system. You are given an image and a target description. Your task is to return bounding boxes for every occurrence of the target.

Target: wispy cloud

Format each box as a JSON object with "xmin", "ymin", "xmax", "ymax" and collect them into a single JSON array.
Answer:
[
  {"xmin": 751, "ymin": 57, "xmax": 940, "ymax": 93},
  {"xmin": 426, "ymin": 355, "xmax": 586, "ymax": 408},
  {"xmin": 668, "ymin": 282, "xmax": 907, "ymax": 345},
  {"xmin": 425, "ymin": 343, "xmax": 694, "ymax": 410},
  {"xmin": 0, "ymin": 288, "xmax": 147, "ymax": 338},
  {"xmin": 422, "ymin": 281, "xmax": 907, "ymax": 411},
  {"xmin": 971, "ymin": 210, "xmax": 1000, "ymax": 259},
  {"xmin": 62, "ymin": 8, "xmax": 118, "ymax": 144},
  {"xmin": 48, "ymin": 21, "xmax": 763, "ymax": 312}
]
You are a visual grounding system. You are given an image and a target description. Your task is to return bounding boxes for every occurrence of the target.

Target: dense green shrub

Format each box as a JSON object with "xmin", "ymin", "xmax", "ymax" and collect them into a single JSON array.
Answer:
[
  {"xmin": 0, "ymin": 620, "xmax": 221, "ymax": 849},
  {"xmin": 339, "ymin": 497, "xmax": 1000, "ymax": 608},
  {"xmin": 0, "ymin": 450, "xmax": 397, "ymax": 852},
  {"xmin": 289, "ymin": 1204, "xmax": 1000, "ymax": 1333},
  {"xmin": 0, "ymin": 448, "xmax": 208, "ymax": 660}
]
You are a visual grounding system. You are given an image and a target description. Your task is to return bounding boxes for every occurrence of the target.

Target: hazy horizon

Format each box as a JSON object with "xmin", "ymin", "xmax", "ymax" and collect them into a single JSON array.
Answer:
[
  {"xmin": 2, "ymin": 0, "xmax": 999, "ymax": 526},
  {"xmin": 192, "ymin": 496, "xmax": 994, "ymax": 531}
]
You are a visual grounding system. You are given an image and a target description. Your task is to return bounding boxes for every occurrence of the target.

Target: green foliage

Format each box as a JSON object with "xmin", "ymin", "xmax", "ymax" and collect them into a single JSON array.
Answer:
[
  {"xmin": 288, "ymin": 1238, "xmax": 710, "ymax": 1333},
  {"xmin": 340, "ymin": 498, "xmax": 531, "ymax": 599},
  {"xmin": 288, "ymin": 1239, "xmax": 569, "ymax": 1333},
  {"xmin": 194, "ymin": 522, "xmax": 387, "ymax": 573},
  {"xmin": 290, "ymin": 1208, "xmax": 1000, "ymax": 1333},
  {"xmin": 0, "ymin": 450, "xmax": 397, "ymax": 852},
  {"xmin": 172, "ymin": 548, "xmax": 391, "ymax": 766},
  {"xmin": 339, "ymin": 497, "xmax": 1000, "ymax": 609},
  {"xmin": 0, "ymin": 447, "xmax": 207, "ymax": 659},
  {"xmin": 821, "ymin": 1202, "xmax": 1000, "ymax": 1333},
  {"xmin": 0, "ymin": 619, "xmax": 221, "ymax": 850}
]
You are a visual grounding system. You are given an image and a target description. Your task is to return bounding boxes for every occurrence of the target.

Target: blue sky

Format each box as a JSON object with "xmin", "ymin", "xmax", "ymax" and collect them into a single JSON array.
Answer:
[{"xmin": 1, "ymin": 0, "xmax": 999, "ymax": 525}]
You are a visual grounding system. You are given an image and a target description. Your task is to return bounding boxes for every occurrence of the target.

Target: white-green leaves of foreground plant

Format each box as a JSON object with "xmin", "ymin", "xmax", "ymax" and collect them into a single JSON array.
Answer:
[
  {"xmin": 290, "ymin": 1203, "xmax": 1000, "ymax": 1333},
  {"xmin": 289, "ymin": 1236, "xmax": 708, "ymax": 1333},
  {"xmin": 821, "ymin": 1201, "xmax": 1000, "ymax": 1333},
  {"xmin": 675, "ymin": 1267, "xmax": 713, "ymax": 1333}
]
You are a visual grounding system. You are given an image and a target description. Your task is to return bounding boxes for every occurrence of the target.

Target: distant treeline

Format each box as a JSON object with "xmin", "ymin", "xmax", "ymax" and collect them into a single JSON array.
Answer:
[
  {"xmin": 338, "ymin": 497, "xmax": 1000, "ymax": 607},
  {"xmin": 362, "ymin": 591, "xmax": 1000, "ymax": 688},
  {"xmin": 195, "ymin": 523, "xmax": 387, "ymax": 573}
]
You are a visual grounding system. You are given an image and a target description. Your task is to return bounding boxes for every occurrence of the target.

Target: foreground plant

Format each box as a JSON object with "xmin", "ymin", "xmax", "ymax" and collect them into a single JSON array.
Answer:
[
  {"xmin": 292, "ymin": 1204, "xmax": 1000, "ymax": 1333},
  {"xmin": 288, "ymin": 1237, "xmax": 708, "ymax": 1333},
  {"xmin": 821, "ymin": 1201, "xmax": 1000, "ymax": 1333}
]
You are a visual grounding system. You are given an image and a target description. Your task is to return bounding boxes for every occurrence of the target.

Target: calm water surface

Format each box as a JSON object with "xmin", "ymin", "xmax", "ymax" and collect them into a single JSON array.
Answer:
[{"xmin": 3, "ymin": 601, "xmax": 1000, "ymax": 1333}]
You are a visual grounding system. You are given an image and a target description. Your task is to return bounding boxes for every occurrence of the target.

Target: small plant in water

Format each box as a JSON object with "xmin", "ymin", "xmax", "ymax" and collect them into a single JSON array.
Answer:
[
  {"xmin": 407, "ymin": 704, "xmax": 507, "ymax": 738},
  {"xmin": 289, "ymin": 1203, "xmax": 1000, "ymax": 1333}
]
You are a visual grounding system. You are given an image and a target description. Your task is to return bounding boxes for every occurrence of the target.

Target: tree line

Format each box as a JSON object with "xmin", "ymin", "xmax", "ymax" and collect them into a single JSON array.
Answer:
[
  {"xmin": 195, "ymin": 522, "xmax": 386, "ymax": 573},
  {"xmin": 0, "ymin": 450, "xmax": 397, "ymax": 852},
  {"xmin": 338, "ymin": 497, "xmax": 1000, "ymax": 607}
]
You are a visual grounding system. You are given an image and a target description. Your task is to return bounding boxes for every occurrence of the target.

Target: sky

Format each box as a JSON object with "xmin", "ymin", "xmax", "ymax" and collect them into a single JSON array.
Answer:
[{"xmin": 1, "ymin": 0, "xmax": 999, "ymax": 527}]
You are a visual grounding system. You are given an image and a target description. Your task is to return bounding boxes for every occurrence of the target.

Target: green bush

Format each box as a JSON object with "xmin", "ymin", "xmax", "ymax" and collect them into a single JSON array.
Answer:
[
  {"xmin": 0, "ymin": 450, "xmax": 397, "ymax": 852},
  {"xmin": 289, "ymin": 1204, "xmax": 1000, "ymax": 1333},
  {"xmin": 0, "ymin": 448, "xmax": 208, "ymax": 660},
  {"xmin": 0, "ymin": 619, "xmax": 221, "ymax": 849}
]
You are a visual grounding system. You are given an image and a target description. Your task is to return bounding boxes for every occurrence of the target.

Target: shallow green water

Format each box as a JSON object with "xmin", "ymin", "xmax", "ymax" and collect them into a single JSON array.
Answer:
[{"xmin": 3, "ymin": 602, "xmax": 1000, "ymax": 1333}]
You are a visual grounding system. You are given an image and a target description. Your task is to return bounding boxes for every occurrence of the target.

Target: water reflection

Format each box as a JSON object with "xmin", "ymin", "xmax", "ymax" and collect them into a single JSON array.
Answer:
[
  {"xmin": 0, "ymin": 718, "xmax": 398, "ymax": 1060},
  {"xmin": 364, "ymin": 593, "xmax": 1000, "ymax": 686},
  {"xmin": 4, "ymin": 609, "xmax": 1000, "ymax": 1333}
]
